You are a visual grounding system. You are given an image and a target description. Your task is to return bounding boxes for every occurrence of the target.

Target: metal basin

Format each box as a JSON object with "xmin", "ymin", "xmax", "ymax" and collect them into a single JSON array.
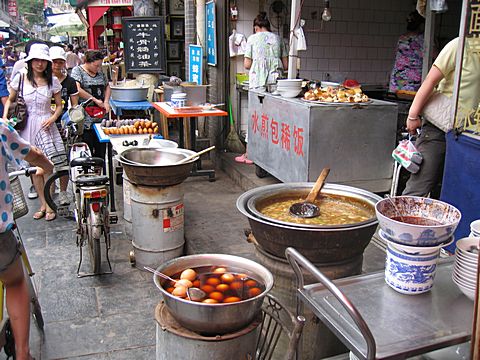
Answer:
[
  {"xmin": 118, "ymin": 148, "xmax": 198, "ymax": 186},
  {"xmin": 153, "ymin": 254, "xmax": 273, "ymax": 335},
  {"xmin": 110, "ymin": 83, "xmax": 149, "ymax": 102},
  {"xmin": 237, "ymin": 183, "xmax": 382, "ymax": 262}
]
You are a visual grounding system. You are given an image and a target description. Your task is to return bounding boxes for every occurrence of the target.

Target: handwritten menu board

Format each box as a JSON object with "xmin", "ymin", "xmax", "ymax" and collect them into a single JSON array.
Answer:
[{"xmin": 122, "ymin": 16, "xmax": 166, "ymax": 73}]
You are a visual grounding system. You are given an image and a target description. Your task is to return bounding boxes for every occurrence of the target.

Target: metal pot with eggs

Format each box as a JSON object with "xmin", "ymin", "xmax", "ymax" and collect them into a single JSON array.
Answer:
[
  {"xmin": 237, "ymin": 183, "xmax": 382, "ymax": 263},
  {"xmin": 153, "ymin": 254, "xmax": 273, "ymax": 335}
]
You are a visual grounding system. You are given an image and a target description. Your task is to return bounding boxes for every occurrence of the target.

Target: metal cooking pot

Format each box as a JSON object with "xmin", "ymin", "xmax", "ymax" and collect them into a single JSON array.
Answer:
[
  {"xmin": 110, "ymin": 83, "xmax": 149, "ymax": 102},
  {"xmin": 118, "ymin": 148, "xmax": 198, "ymax": 186},
  {"xmin": 237, "ymin": 183, "xmax": 382, "ymax": 262},
  {"xmin": 154, "ymin": 254, "xmax": 273, "ymax": 335}
]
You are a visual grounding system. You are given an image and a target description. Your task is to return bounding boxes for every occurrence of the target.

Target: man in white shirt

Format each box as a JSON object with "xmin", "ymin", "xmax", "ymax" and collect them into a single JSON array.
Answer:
[{"xmin": 65, "ymin": 44, "xmax": 81, "ymax": 74}]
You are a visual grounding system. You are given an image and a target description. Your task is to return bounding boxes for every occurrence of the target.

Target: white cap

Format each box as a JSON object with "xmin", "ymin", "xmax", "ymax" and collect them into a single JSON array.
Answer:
[
  {"xmin": 49, "ymin": 46, "xmax": 66, "ymax": 61},
  {"xmin": 25, "ymin": 43, "xmax": 51, "ymax": 62}
]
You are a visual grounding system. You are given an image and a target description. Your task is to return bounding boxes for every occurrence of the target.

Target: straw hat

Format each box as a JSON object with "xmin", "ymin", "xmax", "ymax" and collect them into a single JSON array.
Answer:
[
  {"xmin": 24, "ymin": 43, "xmax": 51, "ymax": 62},
  {"xmin": 50, "ymin": 46, "xmax": 67, "ymax": 61}
]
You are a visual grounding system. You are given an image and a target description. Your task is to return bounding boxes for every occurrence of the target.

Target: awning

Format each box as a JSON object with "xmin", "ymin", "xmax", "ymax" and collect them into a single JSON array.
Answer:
[{"xmin": 0, "ymin": 20, "xmax": 9, "ymax": 28}]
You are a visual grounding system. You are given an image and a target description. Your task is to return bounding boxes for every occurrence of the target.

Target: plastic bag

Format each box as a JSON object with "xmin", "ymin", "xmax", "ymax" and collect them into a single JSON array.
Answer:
[{"xmin": 392, "ymin": 138, "xmax": 423, "ymax": 173}]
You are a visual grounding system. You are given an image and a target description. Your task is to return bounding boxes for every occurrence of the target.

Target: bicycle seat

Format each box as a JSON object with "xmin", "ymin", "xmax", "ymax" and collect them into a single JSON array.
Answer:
[
  {"xmin": 70, "ymin": 157, "xmax": 105, "ymax": 168},
  {"xmin": 75, "ymin": 175, "xmax": 109, "ymax": 186}
]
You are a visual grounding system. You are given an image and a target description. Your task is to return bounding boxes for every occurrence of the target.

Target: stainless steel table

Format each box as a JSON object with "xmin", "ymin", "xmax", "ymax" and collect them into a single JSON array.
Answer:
[{"xmin": 286, "ymin": 248, "xmax": 473, "ymax": 360}]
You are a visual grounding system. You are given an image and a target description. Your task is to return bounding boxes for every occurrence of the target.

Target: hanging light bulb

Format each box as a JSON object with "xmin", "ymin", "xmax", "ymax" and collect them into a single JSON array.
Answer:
[{"xmin": 322, "ymin": 0, "xmax": 332, "ymax": 21}]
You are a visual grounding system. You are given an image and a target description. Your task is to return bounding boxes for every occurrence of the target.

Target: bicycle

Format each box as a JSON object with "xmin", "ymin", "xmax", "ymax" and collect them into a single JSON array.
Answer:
[
  {"xmin": 43, "ymin": 109, "xmax": 115, "ymax": 277},
  {"xmin": 0, "ymin": 168, "xmax": 45, "ymax": 358}
]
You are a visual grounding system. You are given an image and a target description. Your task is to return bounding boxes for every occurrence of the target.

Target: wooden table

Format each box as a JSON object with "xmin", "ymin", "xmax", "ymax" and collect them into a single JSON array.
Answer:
[{"xmin": 151, "ymin": 102, "xmax": 228, "ymax": 181}]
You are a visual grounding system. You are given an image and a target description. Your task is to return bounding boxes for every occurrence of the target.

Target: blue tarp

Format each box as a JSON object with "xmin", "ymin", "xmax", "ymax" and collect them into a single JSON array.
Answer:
[{"xmin": 441, "ymin": 131, "xmax": 480, "ymax": 253}]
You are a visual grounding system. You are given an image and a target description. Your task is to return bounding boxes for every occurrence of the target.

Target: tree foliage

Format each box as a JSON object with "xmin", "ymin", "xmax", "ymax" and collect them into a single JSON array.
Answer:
[{"xmin": 17, "ymin": 0, "xmax": 44, "ymax": 26}]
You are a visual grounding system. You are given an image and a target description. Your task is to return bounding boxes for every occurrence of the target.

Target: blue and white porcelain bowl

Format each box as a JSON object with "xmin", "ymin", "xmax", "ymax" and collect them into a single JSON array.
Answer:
[
  {"xmin": 385, "ymin": 240, "xmax": 442, "ymax": 295},
  {"xmin": 375, "ymin": 196, "xmax": 461, "ymax": 247}
]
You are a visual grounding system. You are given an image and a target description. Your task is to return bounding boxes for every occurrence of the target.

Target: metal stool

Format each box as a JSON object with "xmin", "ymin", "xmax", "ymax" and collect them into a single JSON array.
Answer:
[{"xmin": 256, "ymin": 294, "xmax": 306, "ymax": 360}]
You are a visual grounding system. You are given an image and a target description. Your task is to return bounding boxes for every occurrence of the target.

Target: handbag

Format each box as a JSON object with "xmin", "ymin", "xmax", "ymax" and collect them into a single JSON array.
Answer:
[
  {"xmin": 421, "ymin": 91, "xmax": 454, "ymax": 133},
  {"xmin": 7, "ymin": 74, "xmax": 28, "ymax": 131}
]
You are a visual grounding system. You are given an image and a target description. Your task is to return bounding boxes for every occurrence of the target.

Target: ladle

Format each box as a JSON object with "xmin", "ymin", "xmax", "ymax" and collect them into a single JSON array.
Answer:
[
  {"xmin": 289, "ymin": 168, "xmax": 330, "ymax": 218},
  {"xmin": 175, "ymin": 146, "xmax": 216, "ymax": 165},
  {"xmin": 144, "ymin": 266, "xmax": 207, "ymax": 301}
]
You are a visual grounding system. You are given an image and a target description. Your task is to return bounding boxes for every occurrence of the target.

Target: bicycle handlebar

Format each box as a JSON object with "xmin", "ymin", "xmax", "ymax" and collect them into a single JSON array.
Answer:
[{"xmin": 8, "ymin": 167, "xmax": 37, "ymax": 177}]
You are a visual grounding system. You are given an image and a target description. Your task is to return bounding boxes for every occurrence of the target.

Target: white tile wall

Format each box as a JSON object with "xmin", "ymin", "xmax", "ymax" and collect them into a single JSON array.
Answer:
[{"xmin": 297, "ymin": 0, "xmax": 460, "ymax": 85}]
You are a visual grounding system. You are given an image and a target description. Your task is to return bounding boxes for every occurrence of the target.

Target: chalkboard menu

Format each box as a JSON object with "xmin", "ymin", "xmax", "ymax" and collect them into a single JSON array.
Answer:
[{"xmin": 122, "ymin": 16, "xmax": 166, "ymax": 73}]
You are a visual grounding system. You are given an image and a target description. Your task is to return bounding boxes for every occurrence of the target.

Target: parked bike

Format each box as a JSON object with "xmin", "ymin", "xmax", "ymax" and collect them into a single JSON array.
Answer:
[{"xmin": 44, "ymin": 104, "xmax": 116, "ymax": 277}]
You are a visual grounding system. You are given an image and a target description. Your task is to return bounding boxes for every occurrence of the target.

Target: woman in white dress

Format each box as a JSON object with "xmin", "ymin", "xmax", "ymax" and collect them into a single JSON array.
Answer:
[{"xmin": 3, "ymin": 43, "xmax": 63, "ymax": 221}]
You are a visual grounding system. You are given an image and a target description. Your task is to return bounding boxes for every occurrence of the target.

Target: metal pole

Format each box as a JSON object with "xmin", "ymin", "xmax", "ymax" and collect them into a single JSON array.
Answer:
[
  {"xmin": 422, "ymin": 0, "xmax": 435, "ymax": 81},
  {"xmin": 287, "ymin": 0, "xmax": 301, "ymax": 79}
]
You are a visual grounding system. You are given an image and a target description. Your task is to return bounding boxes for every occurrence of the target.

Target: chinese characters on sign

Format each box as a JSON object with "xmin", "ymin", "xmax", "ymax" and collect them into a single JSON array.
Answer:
[
  {"xmin": 8, "ymin": 0, "xmax": 17, "ymax": 17},
  {"xmin": 250, "ymin": 110, "xmax": 304, "ymax": 157},
  {"xmin": 206, "ymin": 1, "xmax": 217, "ymax": 66},
  {"xmin": 122, "ymin": 17, "xmax": 165, "ymax": 73},
  {"xmin": 188, "ymin": 45, "xmax": 203, "ymax": 85}
]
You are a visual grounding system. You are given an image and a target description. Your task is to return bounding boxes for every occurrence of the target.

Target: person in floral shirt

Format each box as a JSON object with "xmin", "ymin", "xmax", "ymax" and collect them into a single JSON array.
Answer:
[{"xmin": 389, "ymin": 11, "xmax": 425, "ymax": 93}]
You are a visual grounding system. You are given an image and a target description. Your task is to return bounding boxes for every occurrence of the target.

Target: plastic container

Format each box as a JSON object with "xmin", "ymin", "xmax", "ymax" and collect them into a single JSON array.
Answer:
[
  {"xmin": 171, "ymin": 93, "xmax": 187, "ymax": 108},
  {"xmin": 180, "ymin": 83, "xmax": 208, "ymax": 106}
]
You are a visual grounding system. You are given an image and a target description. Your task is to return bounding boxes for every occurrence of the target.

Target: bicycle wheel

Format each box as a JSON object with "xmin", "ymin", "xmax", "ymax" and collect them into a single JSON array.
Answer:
[
  {"xmin": 87, "ymin": 211, "xmax": 102, "ymax": 274},
  {"xmin": 44, "ymin": 169, "xmax": 75, "ymax": 218},
  {"xmin": 24, "ymin": 268, "xmax": 44, "ymax": 332}
]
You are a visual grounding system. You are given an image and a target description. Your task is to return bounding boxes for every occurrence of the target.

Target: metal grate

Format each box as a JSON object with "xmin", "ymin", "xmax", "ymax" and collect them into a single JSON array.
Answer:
[{"xmin": 10, "ymin": 175, "xmax": 28, "ymax": 220}]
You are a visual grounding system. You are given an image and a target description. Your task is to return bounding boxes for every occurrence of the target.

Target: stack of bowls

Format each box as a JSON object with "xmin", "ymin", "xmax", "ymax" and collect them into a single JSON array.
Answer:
[
  {"xmin": 470, "ymin": 219, "xmax": 480, "ymax": 237},
  {"xmin": 453, "ymin": 237, "xmax": 478, "ymax": 301},
  {"xmin": 375, "ymin": 196, "xmax": 461, "ymax": 295},
  {"xmin": 276, "ymin": 79, "xmax": 303, "ymax": 98}
]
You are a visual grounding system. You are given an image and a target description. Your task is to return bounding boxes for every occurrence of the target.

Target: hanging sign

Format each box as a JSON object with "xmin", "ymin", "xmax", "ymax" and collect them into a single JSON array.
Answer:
[
  {"xmin": 206, "ymin": 0, "xmax": 217, "ymax": 66},
  {"xmin": 122, "ymin": 16, "xmax": 166, "ymax": 73},
  {"xmin": 8, "ymin": 0, "xmax": 17, "ymax": 17},
  {"xmin": 188, "ymin": 45, "xmax": 203, "ymax": 84},
  {"xmin": 89, "ymin": 0, "xmax": 133, "ymax": 6}
]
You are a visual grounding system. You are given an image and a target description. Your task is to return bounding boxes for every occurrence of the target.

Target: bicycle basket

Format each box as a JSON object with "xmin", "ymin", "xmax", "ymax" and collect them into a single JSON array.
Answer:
[
  {"xmin": 9, "ymin": 175, "xmax": 28, "ymax": 219},
  {"xmin": 34, "ymin": 128, "xmax": 68, "ymax": 167}
]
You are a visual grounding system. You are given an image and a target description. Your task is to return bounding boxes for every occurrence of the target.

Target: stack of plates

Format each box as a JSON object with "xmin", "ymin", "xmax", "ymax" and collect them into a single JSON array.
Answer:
[
  {"xmin": 470, "ymin": 219, "xmax": 480, "ymax": 237},
  {"xmin": 453, "ymin": 237, "xmax": 479, "ymax": 301}
]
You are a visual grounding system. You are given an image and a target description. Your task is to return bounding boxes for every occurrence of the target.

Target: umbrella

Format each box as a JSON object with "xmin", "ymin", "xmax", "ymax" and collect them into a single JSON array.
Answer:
[{"xmin": 47, "ymin": 13, "xmax": 87, "ymax": 37}]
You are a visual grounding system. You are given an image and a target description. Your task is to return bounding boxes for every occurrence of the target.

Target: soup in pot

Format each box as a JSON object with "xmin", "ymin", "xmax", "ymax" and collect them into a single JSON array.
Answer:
[{"xmin": 258, "ymin": 194, "xmax": 375, "ymax": 225}]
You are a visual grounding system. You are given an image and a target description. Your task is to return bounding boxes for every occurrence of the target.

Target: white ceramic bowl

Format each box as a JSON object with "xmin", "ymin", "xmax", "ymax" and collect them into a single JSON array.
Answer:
[
  {"xmin": 452, "ymin": 272, "xmax": 475, "ymax": 289},
  {"xmin": 456, "ymin": 237, "xmax": 480, "ymax": 257},
  {"xmin": 455, "ymin": 252, "xmax": 478, "ymax": 267},
  {"xmin": 453, "ymin": 279, "xmax": 475, "ymax": 301},
  {"xmin": 385, "ymin": 240, "xmax": 441, "ymax": 295},
  {"xmin": 375, "ymin": 196, "xmax": 461, "ymax": 247},
  {"xmin": 454, "ymin": 258, "xmax": 478, "ymax": 274},
  {"xmin": 470, "ymin": 219, "xmax": 480, "ymax": 235},
  {"xmin": 276, "ymin": 88, "xmax": 302, "ymax": 98},
  {"xmin": 277, "ymin": 79, "xmax": 303, "ymax": 86},
  {"xmin": 454, "ymin": 268, "xmax": 477, "ymax": 283}
]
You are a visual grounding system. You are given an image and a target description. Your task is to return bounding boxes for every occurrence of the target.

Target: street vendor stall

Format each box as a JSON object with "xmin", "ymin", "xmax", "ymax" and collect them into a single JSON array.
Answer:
[{"xmin": 248, "ymin": 91, "xmax": 398, "ymax": 193}]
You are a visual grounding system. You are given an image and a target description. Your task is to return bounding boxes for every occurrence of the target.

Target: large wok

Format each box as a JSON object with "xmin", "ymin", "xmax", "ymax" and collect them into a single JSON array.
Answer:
[{"xmin": 237, "ymin": 183, "xmax": 382, "ymax": 263}]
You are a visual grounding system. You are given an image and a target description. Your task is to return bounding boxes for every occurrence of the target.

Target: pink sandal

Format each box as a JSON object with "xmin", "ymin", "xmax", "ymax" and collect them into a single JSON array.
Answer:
[{"xmin": 235, "ymin": 153, "xmax": 253, "ymax": 164}]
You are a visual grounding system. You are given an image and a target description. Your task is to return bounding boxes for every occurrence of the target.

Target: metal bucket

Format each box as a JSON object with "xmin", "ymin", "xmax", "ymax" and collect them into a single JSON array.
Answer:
[
  {"xmin": 155, "ymin": 303, "xmax": 260, "ymax": 360},
  {"xmin": 130, "ymin": 183, "xmax": 185, "ymax": 269},
  {"xmin": 254, "ymin": 244, "xmax": 363, "ymax": 359},
  {"xmin": 123, "ymin": 174, "xmax": 132, "ymax": 223}
]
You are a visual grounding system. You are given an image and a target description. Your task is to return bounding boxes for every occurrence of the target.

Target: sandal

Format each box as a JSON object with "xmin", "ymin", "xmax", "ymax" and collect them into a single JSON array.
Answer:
[
  {"xmin": 33, "ymin": 210, "xmax": 46, "ymax": 220},
  {"xmin": 45, "ymin": 211, "xmax": 56, "ymax": 221},
  {"xmin": 234, "ymin": 153, "xmax": 253, "ymax": 165}
]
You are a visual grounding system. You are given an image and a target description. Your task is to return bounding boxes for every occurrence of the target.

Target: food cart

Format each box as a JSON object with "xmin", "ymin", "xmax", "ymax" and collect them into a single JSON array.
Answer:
[{"xmin": 248, "ymin": 91, "xmax": 398, "ymax": 193}]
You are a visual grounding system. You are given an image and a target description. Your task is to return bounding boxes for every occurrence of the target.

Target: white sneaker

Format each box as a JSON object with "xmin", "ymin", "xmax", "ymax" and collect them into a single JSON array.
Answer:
[
  {"xmin": 28, "ymin": 185, "xmax": 38, "ymax": 199},
  {"xmin": 59, "ymin": 191, "xmax": 70, "ymax": 205}
]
